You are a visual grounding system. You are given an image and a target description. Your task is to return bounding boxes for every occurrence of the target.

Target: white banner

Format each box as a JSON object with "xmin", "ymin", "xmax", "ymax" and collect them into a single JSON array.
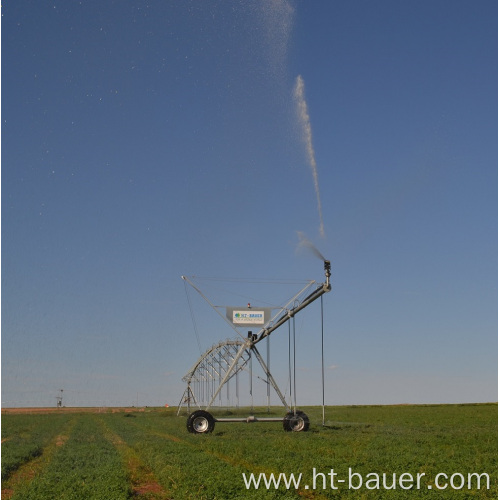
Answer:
[{"xmin": 232, "ymin": 310, "xmax": 266, "ymax": 325}]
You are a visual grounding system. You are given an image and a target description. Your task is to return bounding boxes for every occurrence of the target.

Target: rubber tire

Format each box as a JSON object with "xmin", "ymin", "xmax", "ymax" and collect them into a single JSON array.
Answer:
[
  {"xmin": 187, "ymin": 410, "xmax": 215, "ymax": 434},
  {"xmin": 283, "ymin": 411, "xmax": 310, "ymax": 432}
]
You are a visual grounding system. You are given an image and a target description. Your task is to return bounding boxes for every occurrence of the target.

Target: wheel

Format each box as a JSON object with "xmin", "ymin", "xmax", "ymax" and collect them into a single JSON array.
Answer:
[
  {"xmin": 283, "ymin": 411, "xmax": 310, "ymax": 432},
  {"xmin": 187, "ymin": 410, "xmax": 215, "ymax": 434}
]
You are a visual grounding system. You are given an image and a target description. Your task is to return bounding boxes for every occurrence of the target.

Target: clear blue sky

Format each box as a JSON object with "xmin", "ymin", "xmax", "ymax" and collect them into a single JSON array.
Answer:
[{"xmin": 2, "ymin": 0, "xmax": 497, "ymax": 408}]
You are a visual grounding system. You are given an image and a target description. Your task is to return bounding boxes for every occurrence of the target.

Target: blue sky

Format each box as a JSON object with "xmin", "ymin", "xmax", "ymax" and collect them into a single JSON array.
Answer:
[{"xmin": 2, "ymin": 0, "xmax": 497, "ymax": 408}]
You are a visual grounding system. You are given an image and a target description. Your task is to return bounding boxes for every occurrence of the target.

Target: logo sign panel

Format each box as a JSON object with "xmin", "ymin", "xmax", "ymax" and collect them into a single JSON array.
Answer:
[{"xmin": 226, "ymin": 307, "xmax": 271, "ymax": 327}]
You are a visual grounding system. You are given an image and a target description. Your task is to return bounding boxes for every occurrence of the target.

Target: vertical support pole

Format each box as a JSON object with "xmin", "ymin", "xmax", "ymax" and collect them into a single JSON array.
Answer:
[
  {"xmin": 321, "ymin": 294, "xmax": 325, "ymax": 426},
  {"xmin": 227, "ymin": 365, "xmax": 230, "ymax": 408},
  {"xmin": 293, "ymin": 313, "xmax": 297, "ymax": 414},
  {"xmin": 249, "ymin": 347, "xmax": 253, "ymax": 412},
  {"xmin": 236, "ymin": 366, "xmax": 239, "ymax": 408},
  {"xmin": 211, "ymin": 360, "xmax": 215, "ymax": 401},
  {"xmin": 288, "ymin": 320, "xmax": 292, "ymax": 405},
  {"xmin": 266, "ymin": 334, "xmax": 270, "ymax": 413},
  {"xmin": 218, "ymin": 350, "xmax": 222, "ymax": 406}
]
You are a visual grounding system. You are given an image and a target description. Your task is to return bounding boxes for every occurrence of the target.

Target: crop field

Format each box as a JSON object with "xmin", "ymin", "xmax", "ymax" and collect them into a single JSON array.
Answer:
[{"xmin": 1, "ymin": 404, "xmax": 497, "ymax": 499}]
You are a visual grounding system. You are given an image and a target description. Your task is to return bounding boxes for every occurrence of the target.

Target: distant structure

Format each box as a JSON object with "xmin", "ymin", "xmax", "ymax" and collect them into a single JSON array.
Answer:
[{"xmin": 56, "ymin": 389, "xmax": 63, "ymax": 407}]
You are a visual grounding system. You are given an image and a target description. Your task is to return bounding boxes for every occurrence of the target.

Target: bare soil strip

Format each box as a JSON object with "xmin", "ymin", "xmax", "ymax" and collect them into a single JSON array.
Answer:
[
  {"xmin": 98, "ymin": 419, "xmax": 172, "ymax": 499},
  {"xmin": 1, "ymin": 407, "xmax": 144, "ymax": 415}
]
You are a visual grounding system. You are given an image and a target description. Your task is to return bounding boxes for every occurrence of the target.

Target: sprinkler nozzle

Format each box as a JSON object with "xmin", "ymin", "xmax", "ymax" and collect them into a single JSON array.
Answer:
[{"xmin": 324, "ymin": 260, "xmax": 331, "ymax": 289}]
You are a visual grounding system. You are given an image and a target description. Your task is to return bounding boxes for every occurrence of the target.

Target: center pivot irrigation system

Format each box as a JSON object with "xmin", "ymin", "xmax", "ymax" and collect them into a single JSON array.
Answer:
[{"xmin": 178, "ymin": 259, "xmax": 331, "ymax": 434}]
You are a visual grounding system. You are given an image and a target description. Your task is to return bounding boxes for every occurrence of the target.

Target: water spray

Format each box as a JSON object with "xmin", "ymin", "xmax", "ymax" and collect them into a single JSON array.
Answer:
[
  {"xmin": 296, "ymin": 231, "xmax": 326, "ymax": 261},
  {"xmin": 293, "ymin": 75, "xmax": 325, "ymax": 238}
]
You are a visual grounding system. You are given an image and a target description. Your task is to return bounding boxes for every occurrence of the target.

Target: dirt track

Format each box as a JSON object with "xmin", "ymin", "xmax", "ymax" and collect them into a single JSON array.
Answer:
[{"xmin": 1, "ymin": 407, "xmax": 147, "ymax": 415}]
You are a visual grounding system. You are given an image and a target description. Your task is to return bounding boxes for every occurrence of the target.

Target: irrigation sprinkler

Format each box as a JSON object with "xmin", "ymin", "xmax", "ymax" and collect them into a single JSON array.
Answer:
[{"xmin": 178, "ymin": 260, "xmax": 331, "ymax": 433}]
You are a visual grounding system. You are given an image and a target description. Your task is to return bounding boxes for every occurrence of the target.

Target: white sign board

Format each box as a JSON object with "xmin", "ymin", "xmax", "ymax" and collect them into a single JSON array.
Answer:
[
  {"xmin": 226, "ymin": 307, "xmax": 271, "ymax": 327},
  {"xmin": 232, "ymin": 310, "xmax": 265, "ymax": 325}
]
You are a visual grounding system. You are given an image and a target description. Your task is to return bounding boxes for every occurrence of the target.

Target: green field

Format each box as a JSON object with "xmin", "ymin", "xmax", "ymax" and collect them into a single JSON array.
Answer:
[{"xmin": 1, "ymin": 404, "xmax": 497, "ymax": 499}]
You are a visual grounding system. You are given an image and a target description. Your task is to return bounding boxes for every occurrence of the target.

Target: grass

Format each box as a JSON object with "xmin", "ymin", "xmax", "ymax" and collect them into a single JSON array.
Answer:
[{"xmin": 1, "ymin": 404, "xmax": 497, "ymax": 499}]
